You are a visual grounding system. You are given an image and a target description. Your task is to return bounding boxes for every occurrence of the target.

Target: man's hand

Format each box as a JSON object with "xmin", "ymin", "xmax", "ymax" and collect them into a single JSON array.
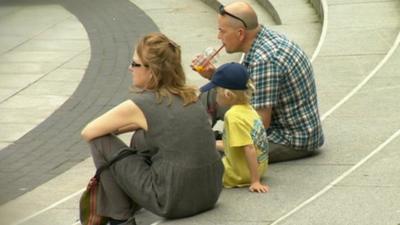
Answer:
[
  {"xmin": 191, "ymin": 55, "xmax": 216, "ymax": 80},
  {"xmin": 249, "ymin": 182, "xmax": 269, "ymax": 193}
]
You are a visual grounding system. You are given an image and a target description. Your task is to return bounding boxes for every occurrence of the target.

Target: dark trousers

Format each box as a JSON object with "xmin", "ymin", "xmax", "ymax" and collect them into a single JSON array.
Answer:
[{"xmin": 268, "ymin": 143, "xmax": 316, "ymax": 163}]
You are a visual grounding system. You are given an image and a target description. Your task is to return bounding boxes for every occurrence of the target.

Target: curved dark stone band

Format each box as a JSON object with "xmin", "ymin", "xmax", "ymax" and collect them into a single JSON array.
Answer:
[{"xmin": 0, "ymin": 0, "xmax": 158, "ymax": 204}]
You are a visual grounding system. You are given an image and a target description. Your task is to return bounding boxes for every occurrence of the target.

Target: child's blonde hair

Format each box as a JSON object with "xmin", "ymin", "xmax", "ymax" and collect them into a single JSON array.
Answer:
[{"xmin": 219, "ymin": 79, "xmax": 255, "ymax": 105}]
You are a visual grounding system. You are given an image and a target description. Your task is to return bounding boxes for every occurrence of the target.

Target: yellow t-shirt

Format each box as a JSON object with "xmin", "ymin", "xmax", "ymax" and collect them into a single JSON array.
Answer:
[{"xmin": 222, "ymin": 104, "xmax": 269, "ymax": 188}]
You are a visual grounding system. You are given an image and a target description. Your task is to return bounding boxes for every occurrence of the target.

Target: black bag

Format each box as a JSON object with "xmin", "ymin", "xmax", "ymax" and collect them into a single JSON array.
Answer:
[{"xmin": 79, "ymin": 149, "xmax": 135, "ymax": 225}]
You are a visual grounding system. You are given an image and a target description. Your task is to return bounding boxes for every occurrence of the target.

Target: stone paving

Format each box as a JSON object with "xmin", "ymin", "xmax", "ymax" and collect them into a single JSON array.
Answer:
[
  {"xmin": 0, "ymin": 0, "xmax": 157, "ymax": 204},
  {"xmin": 0, "ymin": 0, "xmax": 400, "ymax": 225}
]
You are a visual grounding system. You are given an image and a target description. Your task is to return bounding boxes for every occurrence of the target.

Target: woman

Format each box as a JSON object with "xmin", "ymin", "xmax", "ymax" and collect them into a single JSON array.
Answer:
[{"xmin": 81, "ymin": 33, "xmax": 223, "ymax": 225}]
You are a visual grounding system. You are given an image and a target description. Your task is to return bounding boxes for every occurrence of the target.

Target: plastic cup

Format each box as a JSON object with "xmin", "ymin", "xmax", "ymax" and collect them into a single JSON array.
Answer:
[{"xmin": 193, "ymin": 45, "xmax": 223, "ymax": 72}]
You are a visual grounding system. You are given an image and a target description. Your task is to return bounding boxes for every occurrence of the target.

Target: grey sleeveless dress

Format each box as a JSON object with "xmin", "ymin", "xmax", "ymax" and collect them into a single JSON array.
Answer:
[{"xmin": 89, "ymin": 90, "xmax": 223, "ymax": 220}]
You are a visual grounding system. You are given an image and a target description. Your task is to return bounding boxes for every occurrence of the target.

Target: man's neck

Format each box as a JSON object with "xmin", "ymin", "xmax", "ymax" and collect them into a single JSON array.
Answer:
[{"xmin": 242, "ymin": 25, "xmax": 261, "ymax": 53}]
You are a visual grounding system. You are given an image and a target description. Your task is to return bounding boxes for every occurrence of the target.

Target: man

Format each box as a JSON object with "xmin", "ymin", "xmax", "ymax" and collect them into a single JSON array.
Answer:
[{"xmin": 194, "ymin": 2, "xmax": 324, "ymax": 163}]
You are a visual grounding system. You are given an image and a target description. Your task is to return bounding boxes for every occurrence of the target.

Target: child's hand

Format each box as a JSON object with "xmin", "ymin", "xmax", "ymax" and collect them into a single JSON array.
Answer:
[
  {"xmin": 249, "ymin": 182, "xmax": 269, "ymax": 193},
  {"xmin": 216, "ymin": 140, "xmax": 224, "ymax": 152}
]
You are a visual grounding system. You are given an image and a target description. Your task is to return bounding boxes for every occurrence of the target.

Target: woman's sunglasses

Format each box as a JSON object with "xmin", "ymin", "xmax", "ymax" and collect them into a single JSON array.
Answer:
[{"xmin": 131, "ymin": 60, "xmax": 148, "ymax": 68}]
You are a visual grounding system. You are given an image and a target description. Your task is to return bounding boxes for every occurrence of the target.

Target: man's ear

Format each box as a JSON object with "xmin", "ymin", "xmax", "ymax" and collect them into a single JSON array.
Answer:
[{"xmin": 238, "ymin": 28, "xmax": 246, "ymax": 41}]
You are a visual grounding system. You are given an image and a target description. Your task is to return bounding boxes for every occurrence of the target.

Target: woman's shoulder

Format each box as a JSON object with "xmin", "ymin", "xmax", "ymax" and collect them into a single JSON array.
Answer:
[
  {"xmin": 130, "ymin": 88, "xmax": 154, "ymax": 96},
  {"xmin": 129, "ymin": 89, "xmax": 156, "ymax": 101}
]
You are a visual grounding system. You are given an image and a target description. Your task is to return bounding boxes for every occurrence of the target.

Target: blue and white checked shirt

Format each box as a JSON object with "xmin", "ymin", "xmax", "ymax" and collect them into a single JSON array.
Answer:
[{"xmin": 242, "ymin": 25, "xmax": 324, "ymax": 150}]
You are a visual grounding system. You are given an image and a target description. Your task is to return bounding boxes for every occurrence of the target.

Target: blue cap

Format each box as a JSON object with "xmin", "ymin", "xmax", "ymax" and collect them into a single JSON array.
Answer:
[{"xmin": 200, "ymin": 62, "xmax": 249, "ymax": 92}]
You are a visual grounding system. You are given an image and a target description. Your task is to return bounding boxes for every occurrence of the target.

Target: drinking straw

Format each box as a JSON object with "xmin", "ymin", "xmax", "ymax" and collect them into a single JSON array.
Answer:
[
  {"xmin": 193, "ymin": 44, "xmax": 225, "ymax": 72},
  {"xmin": 204, "ymin": 44, "xmax": 224, "ymax": 65}
]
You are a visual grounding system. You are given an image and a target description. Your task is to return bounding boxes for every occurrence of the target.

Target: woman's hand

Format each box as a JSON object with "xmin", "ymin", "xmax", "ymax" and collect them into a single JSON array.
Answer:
[{"xmin": 249, "ymin": 182, "xmax": 269, "ymax": 193}]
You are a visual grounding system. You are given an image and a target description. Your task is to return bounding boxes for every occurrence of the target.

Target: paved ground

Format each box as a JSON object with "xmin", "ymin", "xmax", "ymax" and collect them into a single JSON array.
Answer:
[
  {"xmin": 0, "ymin": 0, "xmax": 158, "ymax": 204},
  {"xmin": 0, "ymin": 0, "xmax": 399, "ymax": 225}
]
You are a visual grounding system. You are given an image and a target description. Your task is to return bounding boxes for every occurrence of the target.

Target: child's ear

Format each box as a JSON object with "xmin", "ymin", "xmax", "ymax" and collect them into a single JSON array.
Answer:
[{"xmin": 224, "ymin": 90, "xmax": 234, "ymax": 100}]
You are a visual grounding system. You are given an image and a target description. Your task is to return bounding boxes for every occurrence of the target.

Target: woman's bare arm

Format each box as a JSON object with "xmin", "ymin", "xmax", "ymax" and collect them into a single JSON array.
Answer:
[{"xmin": 81, "ymin": 100, "xmax": 147, "ymax": 141}]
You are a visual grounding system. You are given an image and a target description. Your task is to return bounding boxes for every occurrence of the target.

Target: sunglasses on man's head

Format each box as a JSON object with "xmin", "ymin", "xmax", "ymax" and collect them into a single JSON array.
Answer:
[
  {"xmin": 131, "ymin": 60, "xmax": 148, "ymax": 68},
  {"xmin": 218, "ymin": 5, "xmax": 248, "ymax": 29}
]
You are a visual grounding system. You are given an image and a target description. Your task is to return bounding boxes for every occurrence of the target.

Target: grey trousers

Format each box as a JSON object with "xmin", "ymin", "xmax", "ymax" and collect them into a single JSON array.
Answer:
[
  {"xmin": 90, "ymin": 130, "xmax": 224, "ymax": 220},
  {"xmin": 89, "ymin": 132, "xmax": 147, "ymax": 220}
]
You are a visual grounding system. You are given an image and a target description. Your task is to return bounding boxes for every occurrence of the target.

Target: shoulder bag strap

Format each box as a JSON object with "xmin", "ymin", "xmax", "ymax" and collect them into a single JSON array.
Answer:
[{"xmin": 94, "ymin": 148, "xmax": 136, "ymax": 180}]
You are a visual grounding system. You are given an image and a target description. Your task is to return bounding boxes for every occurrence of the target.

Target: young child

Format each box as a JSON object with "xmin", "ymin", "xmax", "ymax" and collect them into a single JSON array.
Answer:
[{"xmin": 200, "ymin": 62, "xmax": 269, "ymax": 193}]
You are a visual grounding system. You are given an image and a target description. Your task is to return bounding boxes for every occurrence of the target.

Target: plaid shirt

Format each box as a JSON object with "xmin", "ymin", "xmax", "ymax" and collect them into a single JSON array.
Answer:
[{"xmin": 242, "ymin": 26, "xmax": 324, "ymax": 150}]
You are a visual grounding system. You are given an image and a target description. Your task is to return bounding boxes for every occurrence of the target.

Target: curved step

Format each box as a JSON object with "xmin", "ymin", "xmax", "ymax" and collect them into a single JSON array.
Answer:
[
  {"xmin": 275, "ymin": 31, "xmax": 400, "ymax": 225},
  {"xmin": 315, "ymin": 0, "xmax": 400, "ymax": 114},
  {"xmin": 265, "ymin": 0, "xmax": 323, "ymax": 57},
  {"xmin": 269, "ymin": 1, "xmax": 400, "ymax": 224},
  {"xmin": 255, "ymin": 0, "xmax": 282, "ymax": 24}
]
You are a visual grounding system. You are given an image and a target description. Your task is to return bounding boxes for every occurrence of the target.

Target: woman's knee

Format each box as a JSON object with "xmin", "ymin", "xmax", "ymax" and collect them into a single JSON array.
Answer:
[{"xmin": 90, "ymin": 134, "xmax": 129, "ymax": 161}]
